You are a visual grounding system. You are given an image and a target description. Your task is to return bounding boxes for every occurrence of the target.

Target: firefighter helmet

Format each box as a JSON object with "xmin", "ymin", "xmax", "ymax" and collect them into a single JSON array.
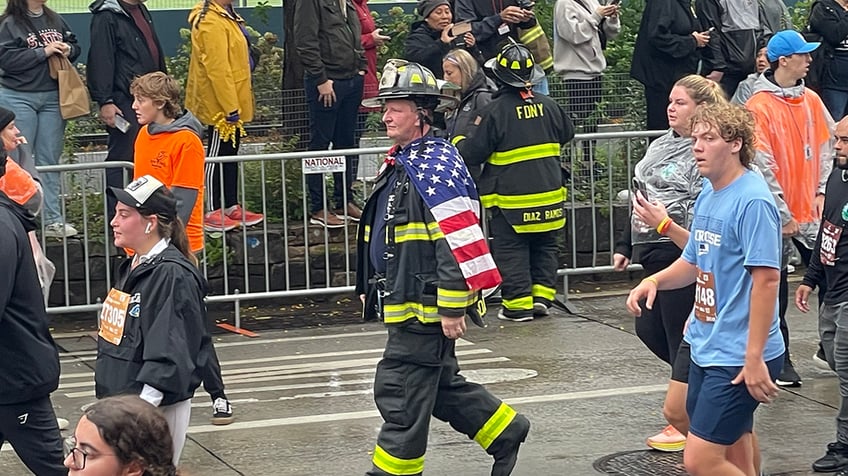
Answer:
[
  {"xmin": 361, "ymin": 59, "xmax": 459, "ymax": 112},
  {"xmin": 484, "ymin": 42, "xmax": 545, "ymax": 88}
]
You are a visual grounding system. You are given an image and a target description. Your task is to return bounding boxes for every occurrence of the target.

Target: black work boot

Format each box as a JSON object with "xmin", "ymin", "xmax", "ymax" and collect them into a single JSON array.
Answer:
[{"xmin": 491, "ymin": 414, "xmax": 531, "ymax": 476}]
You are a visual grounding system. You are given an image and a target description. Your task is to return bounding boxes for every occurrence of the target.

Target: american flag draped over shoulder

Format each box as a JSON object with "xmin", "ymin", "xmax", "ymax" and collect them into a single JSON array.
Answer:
[{"xmin": 395, "ymin": 137, "xmax": 502, "ymax": 290}]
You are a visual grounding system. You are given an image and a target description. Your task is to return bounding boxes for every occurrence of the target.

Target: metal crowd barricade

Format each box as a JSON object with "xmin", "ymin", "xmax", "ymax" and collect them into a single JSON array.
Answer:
[
  {"xmin": 35, "ymin": 161, "xmax": 134, "ymax": 314},
  {"xmin": 39, "ymin": 131, "xmax": 669, "ymax": 325}
]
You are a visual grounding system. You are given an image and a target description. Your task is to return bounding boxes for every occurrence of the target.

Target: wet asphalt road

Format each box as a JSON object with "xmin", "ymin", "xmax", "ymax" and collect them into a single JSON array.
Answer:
[{"xmin": 0, "ymin": 282, "xmax": 841, "ymax": 476}]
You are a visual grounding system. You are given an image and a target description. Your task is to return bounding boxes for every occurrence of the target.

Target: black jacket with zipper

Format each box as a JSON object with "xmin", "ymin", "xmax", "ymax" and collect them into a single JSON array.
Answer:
[
  {"xmin": 629, "ymin": 0, "xmax": 699, "ymax": 92},
  {"xmin": 87, "ymin": 0, "xmax": 166, "ymax": 107},
  {"xmin": 292, "ymin": 0, "xmax": 366, "ymax": 85},
  {"xmin": 0, "ymin": 192, "xmax": 60, "ymax": 405},
  {"xmin": 95, "ymin": 245, "xmax": 211, "ymax": 406}
]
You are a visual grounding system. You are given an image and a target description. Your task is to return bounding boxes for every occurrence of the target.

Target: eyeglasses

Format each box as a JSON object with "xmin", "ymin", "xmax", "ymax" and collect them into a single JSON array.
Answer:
[{"xmin": 64, "ymin": 436, "xmax": 116, "ymax": 470}]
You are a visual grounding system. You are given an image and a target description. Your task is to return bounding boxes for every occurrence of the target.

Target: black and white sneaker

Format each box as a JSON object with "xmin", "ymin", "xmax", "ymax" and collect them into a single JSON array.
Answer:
[
  {"xmin": 776, "ymin": 357, "xmax": 802, "ymax": 388},
  {"xmin": 211, "ymin": 397, "xmax": 234, "ymax": 425},
  {"xmin": 533, "ymin": 302, "xmax": 549, "ymax": 317}
]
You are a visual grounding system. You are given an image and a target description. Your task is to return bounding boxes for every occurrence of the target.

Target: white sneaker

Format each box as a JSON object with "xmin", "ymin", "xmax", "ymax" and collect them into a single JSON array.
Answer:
[{"xmin": 44, "ymin": 222, "xmax": 78, "ymax": 238}]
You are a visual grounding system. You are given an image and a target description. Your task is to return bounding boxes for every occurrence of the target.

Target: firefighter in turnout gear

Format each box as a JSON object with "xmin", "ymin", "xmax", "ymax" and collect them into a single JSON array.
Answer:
[
  {"xmin": 356, "ymin": 60, "xmax": 531, "ymax": 476},
  {"xmin": 455, "ymin": 42, "xmax": 575, "ymax": 321}
]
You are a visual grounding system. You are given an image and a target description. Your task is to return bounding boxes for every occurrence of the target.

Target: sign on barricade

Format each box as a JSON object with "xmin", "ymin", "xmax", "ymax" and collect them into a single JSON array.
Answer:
[{"xmin": 302, "ymin": 156, "xmax": 346, "ymax": 174}]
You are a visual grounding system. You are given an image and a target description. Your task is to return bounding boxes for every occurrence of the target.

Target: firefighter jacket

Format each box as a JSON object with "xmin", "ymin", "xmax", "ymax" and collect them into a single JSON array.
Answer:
[
  {"xmin": 355, "ymin": 138, "xmax": 479, "ymax": 329},
  {"xmin": 454, "ymin": 88, "xmax": 575, "ymax": 233}
]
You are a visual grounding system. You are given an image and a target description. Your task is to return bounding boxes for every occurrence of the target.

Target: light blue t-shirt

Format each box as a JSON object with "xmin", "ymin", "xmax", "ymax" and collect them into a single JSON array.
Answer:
[{"xmin": 682, "ymin": 170, "xmax": 785, "ymax": 367}]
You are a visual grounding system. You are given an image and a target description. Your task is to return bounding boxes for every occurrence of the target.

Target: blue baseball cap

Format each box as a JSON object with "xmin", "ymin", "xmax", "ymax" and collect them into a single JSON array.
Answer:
[{"xmin": 766, "ymin": 30, "xmax": 819, "ymax": 62}]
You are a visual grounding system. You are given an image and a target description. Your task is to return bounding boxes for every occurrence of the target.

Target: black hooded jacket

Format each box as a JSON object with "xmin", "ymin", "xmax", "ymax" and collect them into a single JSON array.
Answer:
[
  {"xmin": 0, "ymin": 192, "xmax": 60, "ymax": 405},
  {"xmin": 87, "ymin": 0, "xmax": 166, "ymax": 106},
  {"xmin": 95, "ymin": 244, "xmax": 211, "ymax": 406}
]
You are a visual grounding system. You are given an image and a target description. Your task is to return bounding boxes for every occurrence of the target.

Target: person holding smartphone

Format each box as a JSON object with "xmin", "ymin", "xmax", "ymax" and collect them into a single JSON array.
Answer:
[
  {"xmin": 552, "ymin": 0, "xmax": 621, "ymax": 161},
  {"xmin": 613, "ymin": 75, "xmax": 726, "ymax": 453},
  {"xmin": 404, "ymin": 0, "xmax": 481, "ymax": 78}
]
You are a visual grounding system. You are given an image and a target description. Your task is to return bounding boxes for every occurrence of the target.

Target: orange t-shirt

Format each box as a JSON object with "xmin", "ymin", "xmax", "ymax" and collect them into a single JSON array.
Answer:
[
  {"xmin": 133, "ymin": 125, "xmax": 205, "ymax": 252},
  {"xmin": 746, "ymin": 89, "xmax": 832, "ymax": 224}
]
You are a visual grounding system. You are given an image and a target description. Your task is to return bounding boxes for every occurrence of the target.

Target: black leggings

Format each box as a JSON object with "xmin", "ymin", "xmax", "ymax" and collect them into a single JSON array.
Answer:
[{"xmin": 636, "ymin": 258, "xmax": 694, "ymax": 371}]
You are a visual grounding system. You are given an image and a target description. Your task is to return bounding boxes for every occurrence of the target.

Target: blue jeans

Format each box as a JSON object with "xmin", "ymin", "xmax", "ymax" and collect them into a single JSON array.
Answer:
[
  {"xmin": 821, "ymin": 87, "xmax": 848, "ymax": 121},
  {"xmin": 304, "ymin": 74, "xmax": 364, "ymax": 214},
  {"xmin": 0, "ymin": 88, "xmax": 66, "ymax": 224}
]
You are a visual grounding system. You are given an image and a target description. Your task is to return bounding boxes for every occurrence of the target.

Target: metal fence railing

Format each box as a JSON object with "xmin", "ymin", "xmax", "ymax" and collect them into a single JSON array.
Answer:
[
  {"xmin": 39, "ymin": 129, "xmax": 662, "ymax": 325},
  {"xmin": 70, "ymin": 73, "xmax": 646, "ymax": 150}
]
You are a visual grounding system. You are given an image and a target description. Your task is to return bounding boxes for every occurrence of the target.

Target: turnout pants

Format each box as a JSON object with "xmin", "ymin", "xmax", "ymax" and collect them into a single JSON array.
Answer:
[
  {"xmin": 367, "ymin": 324, "xmax": 526, "ymax": 476},
  {"xmin": 490, "ymin": 211, "xmax": 559, "ymax": 317}
]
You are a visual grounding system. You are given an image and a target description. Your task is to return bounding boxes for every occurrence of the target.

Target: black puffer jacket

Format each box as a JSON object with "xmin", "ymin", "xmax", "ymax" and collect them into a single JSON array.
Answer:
[
  {"xmin": 404, "ymin": 21, "xmax": 452, "ymax": 78},
  {"xmin": 0, "ymin": 192, "xmax": 59, "ymax": 405},
  {"xmin": 95, "ymin": 245, "xmax": 211, "ymax": 406},
  {"xmin": 87, "ymin": 0, "xmax": 166, "ymax": 106}
]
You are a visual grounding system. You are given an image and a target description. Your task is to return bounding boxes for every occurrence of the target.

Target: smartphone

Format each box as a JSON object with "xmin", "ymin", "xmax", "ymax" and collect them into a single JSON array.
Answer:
[
  {"xmin": 609, "ymin": 0, "xmax": 621, "ymax": 5},
  {"xmin": 632, "ymin": 178, "xmax": 649, "ymax": 202},
  {"xmin": 450, "ymin": 21, "xmax": 472, "ymax": 37},
  {"xmin": 707, "ymin": 26, "xmax": 716, "ymax": 33},
  {"xmin": 113, "ymin": 114, "xmax": 131, "ymax": 134}
]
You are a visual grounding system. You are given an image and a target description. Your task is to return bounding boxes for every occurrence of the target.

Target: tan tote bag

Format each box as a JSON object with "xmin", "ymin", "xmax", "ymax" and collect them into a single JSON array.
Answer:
[{"xmin": 48, "ymin": 55, "xmax": 91, "ymax": 120}]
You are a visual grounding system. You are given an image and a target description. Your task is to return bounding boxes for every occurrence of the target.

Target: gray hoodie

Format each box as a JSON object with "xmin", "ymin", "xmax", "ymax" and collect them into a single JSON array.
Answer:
[{"xmin": 147, "ymin": 110, "xmax": 203, "ymax": 138}]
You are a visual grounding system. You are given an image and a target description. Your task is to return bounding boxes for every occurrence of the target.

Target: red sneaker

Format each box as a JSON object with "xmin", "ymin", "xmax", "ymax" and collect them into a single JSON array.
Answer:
[
  {"xmin": 204, "ymin": 209, "xmax": 239, "ymax": 232},
  {"xmin": 226, "ymin": 204, "xmax": 264, "ymax": 226}
]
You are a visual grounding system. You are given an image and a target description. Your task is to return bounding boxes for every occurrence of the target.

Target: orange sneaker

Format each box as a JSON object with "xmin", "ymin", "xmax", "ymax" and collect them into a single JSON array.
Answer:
[
  {"xmin": 226, "ymin": 204, "xmax": 264, "ymax": 226},
  {"xmin": 204, "ymin": 209, "xmax": 239, "ymax": 232},
  {"xmin": 646, "ymin": 424, "xmax": 686, "ymax": 452}
]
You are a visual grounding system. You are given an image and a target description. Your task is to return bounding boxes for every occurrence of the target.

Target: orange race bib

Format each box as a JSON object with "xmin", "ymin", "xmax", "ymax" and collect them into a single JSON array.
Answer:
[
  {"xmin": 693, "ymin": 269, "xmax": 717, "ymax": 323},
  {"xmin": 820, "ymin": 220, "xmax": 842, "ymax": 267},
  {"xmin": 99, "ymin": 288, "xmax": 131, "ymax": 345}
]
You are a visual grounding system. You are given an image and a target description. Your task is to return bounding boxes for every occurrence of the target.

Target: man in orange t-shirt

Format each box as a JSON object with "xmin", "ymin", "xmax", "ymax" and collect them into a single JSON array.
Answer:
[
  {"xmin": 130, "ymin": 73, "xmax": 205, "ymax": 254},
  {"xmin": 130, "ymin": 72, "xmax": 235, "ymax": 426},
  {"xmin": 745, "ymin": 30, "xmax": 835, "ymax": 388}
]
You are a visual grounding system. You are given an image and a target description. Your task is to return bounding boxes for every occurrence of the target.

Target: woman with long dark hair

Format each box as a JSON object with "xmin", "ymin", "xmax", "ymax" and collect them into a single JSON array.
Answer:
[
  {"xmin": 96, "ymin": 175, "xmax": 211, "ymax": 464},
  {"xmin": 65, "ymin": 395, "xmax": 178, "ymax": 476},
  {"xmin": 0, "ymin": 0, "xmax": 79, "ymax": 237}
]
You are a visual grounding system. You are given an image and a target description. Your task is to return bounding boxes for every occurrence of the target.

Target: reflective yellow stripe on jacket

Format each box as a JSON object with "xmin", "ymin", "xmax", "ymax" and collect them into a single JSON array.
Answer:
[
  {"xmin": 518, "ymin": 25, "xmax": 553, "ymax": 70},
  {"xmin": 480, "ymin": 187, "xmax": 566, "ymax": 210},
  {"xmin": 437, "ymin": 288, "xmax": 475, "ymax": 310},
  {"xmin": 489, "ymin": 143, "xmax": 561, "ymax": 166},
  {"xmin": 372, "ymin": 445, "xmax": 425, "ymax": 475},
  {"xmin": 383, "ymin": 302, "xmax": 442, "ymax": 324},
  {"xmin": 395, "ymin": 222, "xmax": 443, "ymax": 243}
]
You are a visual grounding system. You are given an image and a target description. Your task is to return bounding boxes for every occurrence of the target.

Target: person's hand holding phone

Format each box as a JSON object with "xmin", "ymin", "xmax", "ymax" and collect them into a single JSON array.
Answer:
[
  {"xmin": 692, "ymin": 30, "xmax": 711, "ymax": 48},
  {"xmin": 596, "ymin": 4, "xmax": 618, "ymax": 17}
]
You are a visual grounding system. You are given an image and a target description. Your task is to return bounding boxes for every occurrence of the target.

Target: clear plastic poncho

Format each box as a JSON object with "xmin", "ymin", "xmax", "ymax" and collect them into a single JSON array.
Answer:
[{"xmin": 631, "ymin": 130, "xmax": 702, "ymax": 246}]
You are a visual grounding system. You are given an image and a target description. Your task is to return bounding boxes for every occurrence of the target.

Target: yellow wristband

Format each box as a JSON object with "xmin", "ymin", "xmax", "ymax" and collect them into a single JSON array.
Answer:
[
  {"xmin": 656, "ymin": 216, "xmax": 672, "ymax": 234},
  {"xmin": 642, "ymin": 276, "xmax": 658, "ymax": 287}
]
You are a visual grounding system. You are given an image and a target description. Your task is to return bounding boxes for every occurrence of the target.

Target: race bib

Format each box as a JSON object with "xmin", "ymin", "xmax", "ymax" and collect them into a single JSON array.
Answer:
[
  {"xmin": 99, "ymin": 288, "xmax": 131, "ymax": 345},
  {"xmin": 820, "ymin": 220, "xmax": 842, "ymax": 267},
  {"xmin": 693, "ymin": 269, "xmax": 717, "ymax": 323}
]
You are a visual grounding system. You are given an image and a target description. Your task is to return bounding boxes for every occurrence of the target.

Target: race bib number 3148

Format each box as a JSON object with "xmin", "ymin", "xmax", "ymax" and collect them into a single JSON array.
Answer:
[{"xmin": 694, "ymin": 269, "xmax": 717, "ymax": 323}]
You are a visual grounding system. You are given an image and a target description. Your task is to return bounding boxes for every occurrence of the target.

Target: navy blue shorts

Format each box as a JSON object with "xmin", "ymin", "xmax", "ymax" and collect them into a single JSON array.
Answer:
[{"xmin": 686, "ymin": 355, "xmax": 784, "ymax": 445}]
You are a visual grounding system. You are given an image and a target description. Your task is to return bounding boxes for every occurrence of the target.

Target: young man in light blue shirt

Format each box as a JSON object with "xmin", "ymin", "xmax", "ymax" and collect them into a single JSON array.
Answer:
[{"xmin": 627, "ymin": 101, "xmax": 784, "ymax": 475}]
